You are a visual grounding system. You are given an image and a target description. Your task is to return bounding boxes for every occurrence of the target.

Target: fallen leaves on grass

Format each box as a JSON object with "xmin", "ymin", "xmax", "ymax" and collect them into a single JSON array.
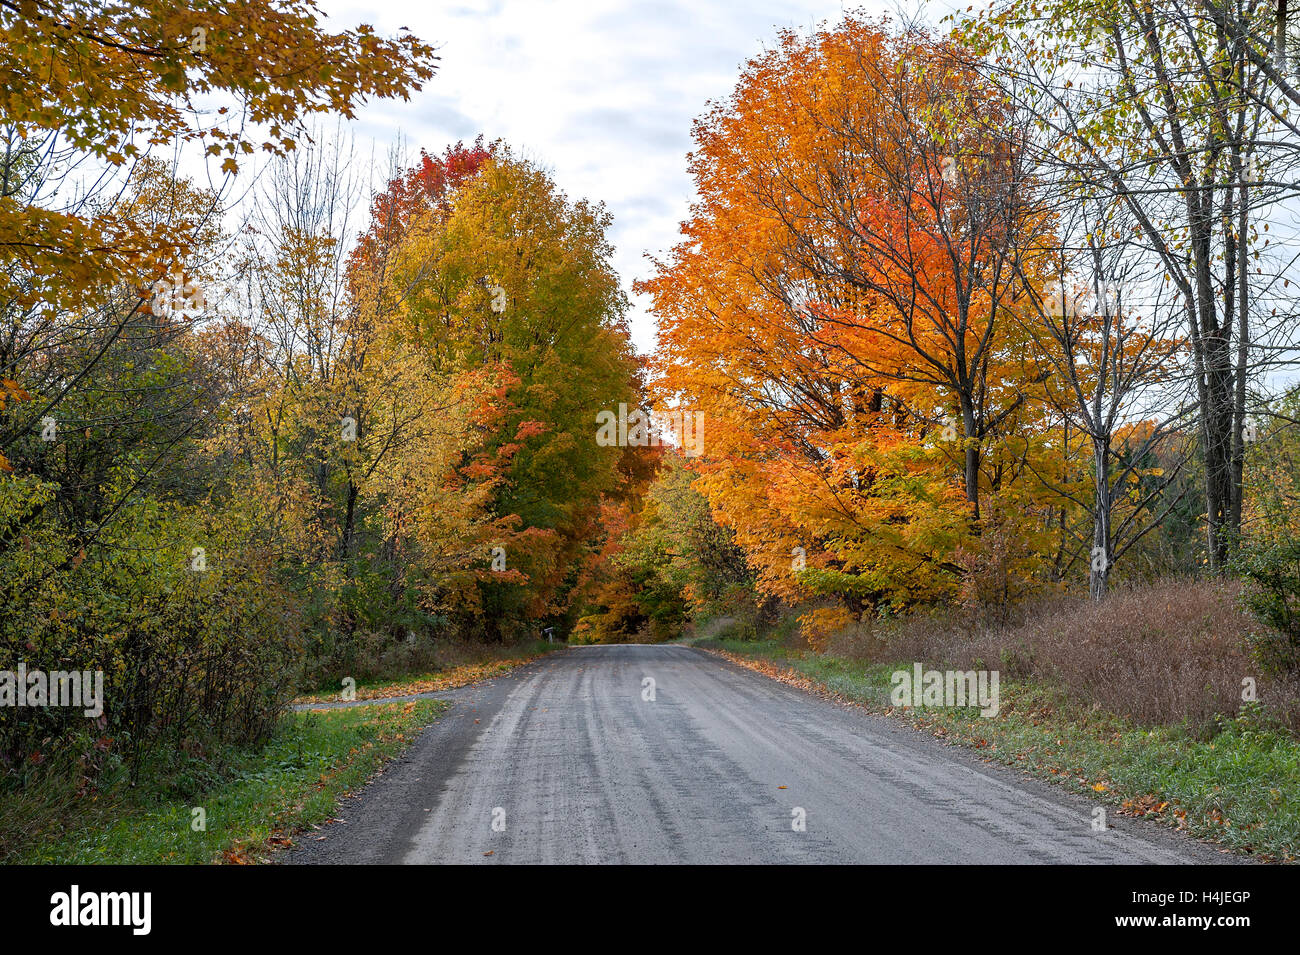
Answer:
[
  {"xmin": 707, "ymin": 651, "xmax": 856, "ymax": 707},
  {"xmin": 1119, "ymin": 794, "xmax": 1171, "ymax": 818},
  {"xmin": 294, "ymin": 658, "xmax": 545, "ymax": 705}
]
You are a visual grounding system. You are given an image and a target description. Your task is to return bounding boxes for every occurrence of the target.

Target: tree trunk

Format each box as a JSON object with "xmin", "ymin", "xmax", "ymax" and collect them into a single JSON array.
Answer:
[
  {"xmin": 960, "ymin": 395, "xmax": 980, "ymax": 521},
  {"xmin": 1189, "ymin": 190, "xmax": 1236, "ymax": 572},
  {"xmin": 1090, "ymin": 435, "xmax": 1112, "ymax": 600},
  {"xmin": 339, "ymin": 480, "xmax": 358, "ymax": 559}
]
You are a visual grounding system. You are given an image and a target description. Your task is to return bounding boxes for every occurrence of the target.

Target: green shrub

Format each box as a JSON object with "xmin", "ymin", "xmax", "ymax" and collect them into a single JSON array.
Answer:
[
  {"xmin": 1234, "ymin": 538, "xmax": 1300, "ymax": 672},
  {"xmin": 0, "ymin": 483, "xmax": 303, "ymax": 785}
]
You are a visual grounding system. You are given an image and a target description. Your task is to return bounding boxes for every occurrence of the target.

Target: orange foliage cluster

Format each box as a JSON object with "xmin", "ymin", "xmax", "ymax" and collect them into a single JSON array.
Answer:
[{"xmin": 640, "ymin": 18, "xmax": 1063, "ymax": 623}]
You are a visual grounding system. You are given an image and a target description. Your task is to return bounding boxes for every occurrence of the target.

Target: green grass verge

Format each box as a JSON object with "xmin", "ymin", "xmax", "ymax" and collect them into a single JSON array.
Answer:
[
  {"xmin": 9, "ymin": 699, "xmax": 444, "ymax": 864},
  {"xmin": 696, "ymin": 636, "xmax": 1299, "ymax": 863}
]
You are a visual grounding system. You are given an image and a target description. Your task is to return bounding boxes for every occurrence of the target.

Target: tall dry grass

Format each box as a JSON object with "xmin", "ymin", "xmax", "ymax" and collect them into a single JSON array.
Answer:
[{"xmin": 823, "ymin": 579, "xmax": 1298, "ymax": 733}]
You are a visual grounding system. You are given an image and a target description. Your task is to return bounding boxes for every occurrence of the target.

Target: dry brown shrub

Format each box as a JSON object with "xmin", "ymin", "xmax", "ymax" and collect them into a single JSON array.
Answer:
[{"xmin": 817, "ymin": 579, "xmax": 1300, "ymax": 733}]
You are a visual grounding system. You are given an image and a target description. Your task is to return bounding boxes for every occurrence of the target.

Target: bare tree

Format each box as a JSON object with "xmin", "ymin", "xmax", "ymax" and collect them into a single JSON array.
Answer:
[
  {"xmin": 1016, "ymin": 186, "xmax": 1192, "ymax": 596},
  {"xmin": 969, "ymin": 0, "xmax": 1300, "ymax": 570}
]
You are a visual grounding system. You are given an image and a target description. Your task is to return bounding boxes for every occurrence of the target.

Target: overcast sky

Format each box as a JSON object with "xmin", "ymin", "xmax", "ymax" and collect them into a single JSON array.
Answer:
[{"xmin": 318, "ymin": 1, "xmax": 933, "ymax": 354}]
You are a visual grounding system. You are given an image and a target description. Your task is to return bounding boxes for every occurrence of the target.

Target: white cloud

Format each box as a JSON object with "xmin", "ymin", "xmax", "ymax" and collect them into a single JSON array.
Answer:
[{"xmin": 319, "ymin": 0, "xmax": 905, "ymax": 353}]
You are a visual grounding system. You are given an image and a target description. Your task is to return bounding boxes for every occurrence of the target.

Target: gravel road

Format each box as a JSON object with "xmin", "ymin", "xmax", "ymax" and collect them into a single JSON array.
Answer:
[{"xmin": 285, "ymin": 644, "xmax": 1236, "ymax": 865}]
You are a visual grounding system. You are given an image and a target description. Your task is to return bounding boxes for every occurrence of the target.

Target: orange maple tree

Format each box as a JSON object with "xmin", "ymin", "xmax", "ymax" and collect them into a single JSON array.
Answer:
[{"xmin": 639, "ymin": 17, "xmax": 1060, "ymax": 618}]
